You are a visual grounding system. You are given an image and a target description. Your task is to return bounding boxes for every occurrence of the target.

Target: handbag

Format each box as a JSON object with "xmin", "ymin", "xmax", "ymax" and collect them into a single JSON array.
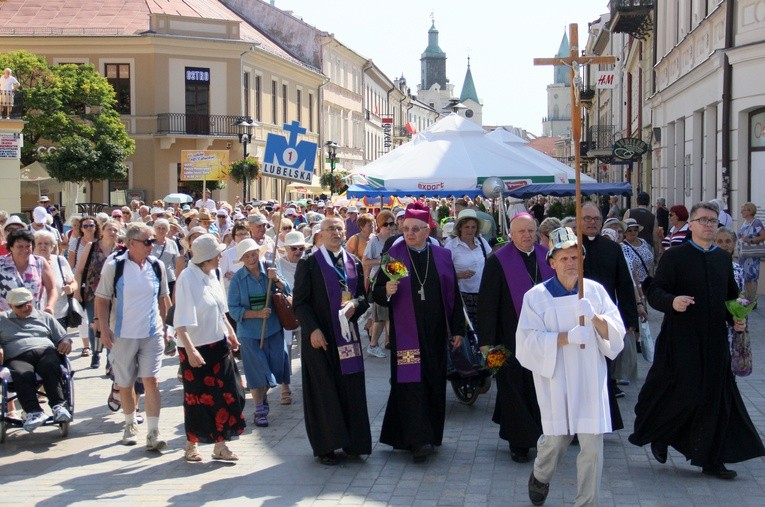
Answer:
[
  {"xmin": 623, "ymin": 241, "xmax": 653, "ymax": 292},
  {"xmin": 731, "ymin": 331, "xmax": 753, "ymax": 377},
  {"xmin": 65, "ymin": 295, "xmax": 84, "ymax": 328},
  {"xmin": 639, "ymin": 320, "xmax": 654, "ymax": 363},
  {"xmin": 740, "ymin": 221, "xmax": 765, "ymax": 258},
  {"xmin": 272, "ymin": 290, "xmax": 299, "ymax": 331}
]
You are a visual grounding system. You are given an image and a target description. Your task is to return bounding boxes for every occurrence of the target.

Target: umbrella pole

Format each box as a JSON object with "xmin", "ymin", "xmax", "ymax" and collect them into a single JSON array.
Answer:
[{"xmin": 259, "ymin": 183, "xmax": 288, "ymax": 349}]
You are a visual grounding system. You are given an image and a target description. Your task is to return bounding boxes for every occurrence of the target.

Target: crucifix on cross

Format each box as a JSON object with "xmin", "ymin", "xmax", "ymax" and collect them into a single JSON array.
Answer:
[{"xmin": 533, "ymin": 22, "xmax": 616, "ymax": 329}]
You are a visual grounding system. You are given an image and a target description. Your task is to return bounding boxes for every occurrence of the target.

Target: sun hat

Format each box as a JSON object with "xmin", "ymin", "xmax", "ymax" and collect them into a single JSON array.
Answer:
[
  {"xmin": 7, "ymin": 287, "xmax": 34, "ymax": 306},
  {"xmin": 284, "ymin": 208, "xmax": 297, "ymax": 217},
  {"xmin": 236, "ymin": 238, "xmax": 268, "ymax": 261},
  {"xmin": 150, "ymin": 207, "xmax": 164, "ymax": 215},
  {"xmin": 248, "ymin": 213, "xmax": 269, "ymax": 226},
  {"xmin": 38, "ymin": 195, "xmax": 50, "ymax": 203},
  {"xmin": 191, "ymin": 234, "xmax": 226, "ymax": 263},
  {"xmin": 283, "ymin": 230, "xmax": 307, "ymax": 248},
  {"xmin": 454, "ymin": 209, "xmax": 480, "ymax": 233},
  {"xmin": 601, "ymin": 228, "xmax": 619, "ymax": 241},
  {"xmin": 216, "ymin": 208, "xmax": 229, "ymax": 217},
  {"xmin": 232, "ymin": 212, "xmax": 245, "ymax": 221},
  {"xmin": 622, "ymin": 217, "xmax": 644, "ymax": 231},
  {"xmin": 32, "ymin": 206, "xmax": 49, "ymax": 224},
  {"xmin": 181, "ymin": 204, "xmax": 191, "ymax": 211},
  {"xmin": 546, "ymin": 226, "xmax": 580, "ymax": 260},
  {"xmin": 347, "ymin": 205, "xmax": 359, "ymax": 214},
  {"xmin": 4, "ymin": 215, "xmax": 25, "ymax": 230},
  {"xmin": 180, "ymin": 226, "xmax": 208, "ymax": 251},
  {"xmin": 111, "ymin": 209, "xmax": 123, "ymax": 217},
  {"xmin": 197, "ymin": 209, "xmax": 213, "ymax": 222},
  {"xmin": 603, "ymin": 218, "xmax": 625, "ymax": 231},
  {"xmin": 395, "ymin": 210, "xmax": 406, "ymax": 220}
]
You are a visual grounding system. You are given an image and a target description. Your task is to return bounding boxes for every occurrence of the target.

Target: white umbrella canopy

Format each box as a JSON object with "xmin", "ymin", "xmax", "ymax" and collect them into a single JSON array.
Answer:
[
  {"xmin": 352, "ymin": 114, "xmax": 567, "ymax": 194},
  {"xmin": 163, "ymin": 193, "xmax": 194, "ymax": 204},
  {"xmin": 486, "ymin": 127, "xmax": 597, "ymax": 184}
]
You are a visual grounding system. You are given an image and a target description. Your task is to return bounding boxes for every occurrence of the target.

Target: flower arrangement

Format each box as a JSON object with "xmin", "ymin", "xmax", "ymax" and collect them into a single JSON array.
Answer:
[
  {"xmin": 726, "ymin": 294, "xmax": 757, "ymax": 321},
  {"xmin": 380, "ymin": 253, "xmax": 409, "ymax": 281},
  {"xmin": 483, "ymin": 344, "xmax": 510, "ymax": 376}
]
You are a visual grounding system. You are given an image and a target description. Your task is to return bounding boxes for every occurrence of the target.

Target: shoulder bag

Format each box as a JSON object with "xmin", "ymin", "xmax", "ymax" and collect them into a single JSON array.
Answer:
[
  {"xmin": 57, "ymin": 256, "xmax": 84, "ymax": 328},
  {"xmin": 624, "ymin": 241, "xmax": 653, "ymax": 293},
  {"xmin": 740, "ymin": 222, "xmax": 765, "ymax": 258},
  {"xmin": 272, "ymin": 289, "xmax": 299, "ymax": 331}
]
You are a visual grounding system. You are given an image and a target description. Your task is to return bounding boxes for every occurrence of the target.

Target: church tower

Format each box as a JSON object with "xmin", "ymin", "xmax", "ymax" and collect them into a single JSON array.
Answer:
[
  {"xmin": 459, "ymin": 57, "xmax": 483, "ymax": 125},
  {"xmin": 416, "ymin": 19, "xmax": 455, "ymax": 115},
  {"xmin": 542, "ymin": 31, "xmax": 572, "ymax": 137}
]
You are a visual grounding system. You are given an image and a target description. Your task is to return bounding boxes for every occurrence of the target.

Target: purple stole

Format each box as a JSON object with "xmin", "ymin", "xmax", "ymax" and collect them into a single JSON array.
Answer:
[
  {"xmin": 315, "ymin": 247, "xmax": 364, "ymax": 375},
  {"xmin": 495, "ymin": 243, "xmax": 554, "ymax": 316},
  {"xmin": 388, "ymin": 241, "xmax": 456, "ymax": 383}
]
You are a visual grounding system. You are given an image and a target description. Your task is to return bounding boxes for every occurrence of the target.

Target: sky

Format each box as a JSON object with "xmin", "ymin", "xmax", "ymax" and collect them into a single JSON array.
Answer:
[{"xmin": 276, "ymin": 0, "xmax": 612, "ymax": 136}]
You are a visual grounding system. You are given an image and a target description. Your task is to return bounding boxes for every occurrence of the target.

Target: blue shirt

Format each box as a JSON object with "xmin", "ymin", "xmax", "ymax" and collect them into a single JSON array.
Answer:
[{"xmin": 227, "ymin": 261, "xmax": 290, "ymax": 339}]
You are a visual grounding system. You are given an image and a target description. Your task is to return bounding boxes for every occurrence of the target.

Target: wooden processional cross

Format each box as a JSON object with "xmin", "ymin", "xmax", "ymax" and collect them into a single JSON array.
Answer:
[{"xmin": 533, "ymin": 23, "xmax": 616, "ymax": 306}]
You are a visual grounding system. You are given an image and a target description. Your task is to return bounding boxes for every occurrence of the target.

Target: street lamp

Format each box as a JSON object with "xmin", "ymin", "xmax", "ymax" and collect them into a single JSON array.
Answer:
[
  {"xmin": 235, "ymin": 117, "xmax": 257, "ymax": 202},
  {"xmin": 325, "ymin": 140, "xmax": 338, "ymax": 197}
]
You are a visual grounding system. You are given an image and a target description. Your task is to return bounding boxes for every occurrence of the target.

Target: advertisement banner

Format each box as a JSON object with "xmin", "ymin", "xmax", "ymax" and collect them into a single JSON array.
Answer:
[{"xmin": 180, "ymin": 150, "xmax": 230, "ymax": 181}]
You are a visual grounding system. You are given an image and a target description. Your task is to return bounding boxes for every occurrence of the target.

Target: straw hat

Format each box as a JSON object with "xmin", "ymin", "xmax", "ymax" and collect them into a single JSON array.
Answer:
[
  {"xmin": 622, "ymin": 217, "xmax": 644, "ymax": 232},
  {"xmin": 197, "ymin": 209, "xmax": 213, "ymax": 222}
]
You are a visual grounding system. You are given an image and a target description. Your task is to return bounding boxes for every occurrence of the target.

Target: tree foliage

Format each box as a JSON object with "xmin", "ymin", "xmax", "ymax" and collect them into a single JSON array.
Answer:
[
  {"xmin": 0, "ymin": 50, "xmax": 135, "ymax": 184},
  {"xmin": 320, "ymin": 169, "xmax": 349, "ymax": 195}
]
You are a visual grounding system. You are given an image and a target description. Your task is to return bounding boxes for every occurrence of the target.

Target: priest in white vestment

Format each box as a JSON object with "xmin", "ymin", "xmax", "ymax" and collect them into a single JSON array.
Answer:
[{"xmin": 516, "ymin": 227, "xmax": 625, "ymax": 507}]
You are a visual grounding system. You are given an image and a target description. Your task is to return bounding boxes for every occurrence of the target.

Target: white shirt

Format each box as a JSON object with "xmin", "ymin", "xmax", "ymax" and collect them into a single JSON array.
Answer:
[
  {"xmin": 219, "ymin": 243, "xmax": 243, "ymax": 294},
  {"xmin": 195, "ymin": 198, "xmax": 216, "ymax": 212},
  {"xmin": 173, "ymin": 261, "xmax": 229, "ymax": 347},
  {"xmin": 445, "ymin": 236, "xmax": 490, "ymax": 293},
  {"xmin": 516, "ymin": 278, "xmax": 625, "ymax": 435},
  {"xmin": 47, "ymin": 255, "xmax": 75, "ymax": 319},
  {"xmin": 0, "ymin": 75, "xmax": 19, "ymax": 92},
  {"xmin": 276, "ymin": 256, "xmax": 298, "ymax": 287}
]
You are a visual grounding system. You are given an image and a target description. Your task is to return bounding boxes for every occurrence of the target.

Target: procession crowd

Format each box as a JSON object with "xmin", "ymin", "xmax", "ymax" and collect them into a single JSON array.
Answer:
[{"xmin": 0, "ymin": 189, "xmax": 764, "ymax": 506}]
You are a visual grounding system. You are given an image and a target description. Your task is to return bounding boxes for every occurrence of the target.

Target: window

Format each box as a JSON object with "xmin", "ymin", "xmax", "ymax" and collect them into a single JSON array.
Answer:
[
  {"xmin": 243, "ymin": 72, "xmax": 250, "ymax": 118},
  {"xmin": 108, "ymin": 174, "xmax": 129, "ymax": 206},
  {"xmin": 185, "ymin": 67, "xmax": 210, "ymax": 134},
  {"xmin": 282, "ymin": 83, "xmax": 288, "ymax": 124},
  {"xmin": 272, "ymin": 80, "xmax": 277, "ymax": 124},
  {"xmin": 105, "ymin": 63, "xmax": 130, "ymax": 114},
  {"xmin": 255, "ymin": 75, "xmax": 262, "ymax": 122},
  {"xmin": 296, "ymin": 89, "xmax": 302, "ymax": 123},
  {"xmin": 308, "ymin": 93, "xmax": 314, "ymax": 132}
]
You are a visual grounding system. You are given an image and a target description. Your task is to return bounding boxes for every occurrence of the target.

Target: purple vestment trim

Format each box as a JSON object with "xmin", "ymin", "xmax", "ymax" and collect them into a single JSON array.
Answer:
[
  {"xmin": 315, "ymin": 249, "xmax": 364, "ymax": 375},
  {"xmin": 495, "ymin": 243, "xmax": 554, "ymax": 316},
  {"xmin": 388, "ymin": 241, "xmax": 455, "ymax": 383}
]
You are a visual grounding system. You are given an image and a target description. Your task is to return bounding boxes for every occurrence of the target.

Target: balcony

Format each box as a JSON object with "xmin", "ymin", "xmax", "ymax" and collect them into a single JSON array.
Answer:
[
  {"xmin": 156, "ymin": 113, "xmax": 242, "ymax": 137},
  {"xmin": 0, "ymin": 90, "xmax": 25, "ymax": 120},
  {"xmin": 609, "ymin": 0, "xmax": 654, "ymax": 39},
  {"xmin": 581, "ymin": 125, "xmax": 616, "ymax": 159}
]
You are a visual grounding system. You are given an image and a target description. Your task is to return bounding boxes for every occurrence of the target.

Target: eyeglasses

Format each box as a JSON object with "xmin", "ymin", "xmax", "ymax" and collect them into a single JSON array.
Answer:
[
  {"xmin": 691, "ymin": 217, "xmax": 719, "ymax": 226},
  {"xmin": 581, "ymin": 216, "xmax": 601, "ymax": 223},
  {"xmin": 133, "ymin": 237, "xmax": 157, "ymax": 246},
  {"xmin": 82, "ymin": 223, "xmax": 96, "ymax": 229},
  {"xmin": 402, "ymin": 226, "xmax": 427, "ymax": 234},
  {"xmin": 381, "ymin": 222, "xmax": 395, "ymax": 227},
  {"xmin": 290, "ymin": 246, "xmax": 305, "ymax": 252}
]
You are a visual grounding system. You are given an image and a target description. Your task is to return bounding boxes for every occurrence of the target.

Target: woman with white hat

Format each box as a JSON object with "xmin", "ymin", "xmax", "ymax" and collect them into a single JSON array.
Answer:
[
  {"xmin": 227, "ymin": 238, "xmax": 290, "ymax": 427},
  {"xmin": 174, "ymin": 233, "xmax": 245, "ymax": 462},
  {"xmin": 445, "ymin": 209, "xmax": 491, "ymax": 325}
]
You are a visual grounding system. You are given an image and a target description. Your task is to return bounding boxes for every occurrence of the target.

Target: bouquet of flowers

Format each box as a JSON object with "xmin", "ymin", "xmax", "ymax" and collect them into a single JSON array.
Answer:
[
  {"xmin": 483, "ymin": 344, "xmax": 510, "ymax": 376},
  {"xmin": 726, "ymin": 294, "xmax": 757, "ymax": 321},
  {"xmin": 380, "ymin": 253, "xmax": 409, "ymax": 281}
]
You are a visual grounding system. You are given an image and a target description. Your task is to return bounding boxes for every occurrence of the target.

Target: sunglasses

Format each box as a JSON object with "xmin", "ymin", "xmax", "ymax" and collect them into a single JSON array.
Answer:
[
  {"xmin": 133, "ymin": 237, "xmax": 156, "ymax": 246},
  {"xmin": 290, "ymin": 246, "xmax": 305, "ymax": 252},
  {"xmin": 381, "ymin": 222, "xmax": 395, "ymax": 227},
  {"xmin": 82, "ymin": 223, "xmax": 96, "ymax": 229},
  {"xmin": 282, "ymin": 226, "xmax": 293, "ymax": 231}
]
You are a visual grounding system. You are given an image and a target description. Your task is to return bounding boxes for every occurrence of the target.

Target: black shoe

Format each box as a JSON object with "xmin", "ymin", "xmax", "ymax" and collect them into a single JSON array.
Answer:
[
  {"xmin": 702, "ymin": 464, "xmax": 737, "ymax": 480},
  {"xmin": 528, "ymin": 471, "xmax": 549, "ymax": 506},
  {"xmin": 412, "ymin": 443, "xmax": 434, "ymax": 463},
  {"xmin": 614, "ymin": 387, "xmax": 625, "ymax": 398},
  {"xmin": 318, "ymin": 451, "xmax": 339, "ymax": 466},
  {"xmin": 342, "ymin": 448, "xmax": 361, "ymax": 460},
  {"xmin": 90, "ymin": 353, "xmax": 101, "ymax": 369},
  {"xmin": 510, "ymin": 445, "xmax": 530, "ymax": 463},
  {"xmin": 651, "ymin": 441, "xmax": 667, "ymax": 464}
]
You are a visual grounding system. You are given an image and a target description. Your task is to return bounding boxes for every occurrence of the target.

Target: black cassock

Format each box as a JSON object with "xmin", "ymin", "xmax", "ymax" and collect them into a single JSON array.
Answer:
[
  {"xmin": 373, "ymin": 246, "xmax": 464, "ymax": 450},
  {"xmin": 629, "ymin": 242, "xmax": 765, "ymax": 466},
  {"xmin": 293, "ymin": 251, "xmax": 372, "ymax": 457},
  {"xmin": 477, "ymin": 251, "xmax": 542, "ymax": 450}
]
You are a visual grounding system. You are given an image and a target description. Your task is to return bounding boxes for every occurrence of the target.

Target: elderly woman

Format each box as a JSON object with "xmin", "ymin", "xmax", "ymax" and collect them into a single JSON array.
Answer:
[
  {"xmin": 0, "ymin": 229, "xmax": 57, "ymax": 314},
  {"xmin": 220, "ymin": 223, "xmax": 251, "ymax": 294},
  {"xmin": 228, "ymin": 238, "xmax": 290, "ymax": 427},
  {"xmin": 175, "ymin": 226, "xmax": 207, "ymax": 280},
  {"xmin": 538, "ymin": 217, "xmax": 561, "ymax": 250},
  {"xmin": 445, "ymin": 209, "xmax": 491, "ymax": 325},
  {"xmin": 345, "ymin": 213, "xmax": 375, "ymax": 260},
  {"xmin": 660, "ymin": 204, "xmax": 690, "ymax": 250},
  {"xmin": 738, "ymin": 201, "xmax": 765, "ymax": 302},
  {"xmin": 34, "ymin": 230, "xmax": 78, "ymax": 330},
  {"xmin": 716, "ymin": 227, "xmax": 747, "ymax": 355},
  {"xmin": 174, "ymin": 234, "xmax": 245, "ymax": 462},
  {"xmin": 75, "ymin": 218, "xmax": 120, "ymax": 369},
  {"xmin": 151, "ymin": 218, "xmax": 181, "ymax": 297}
]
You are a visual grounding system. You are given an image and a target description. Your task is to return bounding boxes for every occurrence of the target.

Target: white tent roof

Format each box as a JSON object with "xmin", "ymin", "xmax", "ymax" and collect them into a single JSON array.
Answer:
[
  {"xmin": 486, "ymin": 127, "xmax": 597, "ymax": 184},
  {"xmin": 351, "ymin": 114, "xmax": 568, "ymax": 193}
]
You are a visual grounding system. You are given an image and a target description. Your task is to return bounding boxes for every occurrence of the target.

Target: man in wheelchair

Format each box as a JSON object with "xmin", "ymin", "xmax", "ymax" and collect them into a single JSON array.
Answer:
[{"xmin": 0, "ymin": 288, "xmax": 72, "ymax": 432}]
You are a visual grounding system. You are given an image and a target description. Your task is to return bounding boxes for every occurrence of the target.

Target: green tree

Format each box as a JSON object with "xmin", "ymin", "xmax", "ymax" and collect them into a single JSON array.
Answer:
[{"xmin": 0, "ymin": 50, "xmax": 135, "ymax": 192}]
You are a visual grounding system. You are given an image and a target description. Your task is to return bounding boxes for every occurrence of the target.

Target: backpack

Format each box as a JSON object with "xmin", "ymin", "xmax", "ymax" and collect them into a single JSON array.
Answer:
[{"xmin": 112, "ymin": 252, "xmax": 163, "ymax": 301}]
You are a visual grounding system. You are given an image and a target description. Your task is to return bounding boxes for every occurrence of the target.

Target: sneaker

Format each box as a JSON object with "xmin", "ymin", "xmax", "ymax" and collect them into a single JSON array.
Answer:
[
  {"xmin": 52, "ymin": 404, "xmax": 72, "ymax": 423},
  {"xmin": 135, "ymin": 409, "xmax": 144, "ymax": 425},
  {"xmin": 122, "ymin": 423, "xmax": 139, "ymax": 446},
  {"xmin": 23, "ymin": 411, "xmax": 47, "ymax": 432},
  {"xmin": 90, "ymin": 353, "xmax": 101, "ymax": 370},
  {"xmin": 528, "ymin": 471, "xmax": 550, "ymax": 506},
  {"xmin": 146, "ymin": 429, "xmax": 167, "ymax": 451},
  {"xmin": 367, "ymin": 344, "xmax": 387, "ymax": 358},
  {"xmin": 164, "ymin": 338, "xmax": 177, "ymax": 356},
  {"xmin": 614, "ymin": 387, "xmax": 626, "ymax": 398}
]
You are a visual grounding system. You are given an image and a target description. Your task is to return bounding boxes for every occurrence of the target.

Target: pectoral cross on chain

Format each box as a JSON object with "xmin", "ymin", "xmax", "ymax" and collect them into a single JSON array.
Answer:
[{"xmin": 418, "ymin": 285, "xmax": 426, "ymax": 301}]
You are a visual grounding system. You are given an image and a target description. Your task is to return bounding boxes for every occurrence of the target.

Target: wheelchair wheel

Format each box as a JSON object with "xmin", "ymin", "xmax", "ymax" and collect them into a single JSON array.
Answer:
[
  {"xmin": 477, "ymin": 376, "xmax": 492, "ymax": 394},
  {"xmin": 59, "ymin": 421, "xmax": 70, "ymax": 438},
  {"xmin": 451, "ymin": 379, "xmax": 479, "ymax": 406},
  {"xmin": 0, "ymin": 418, "xmax": 7, "ymax": 443}
]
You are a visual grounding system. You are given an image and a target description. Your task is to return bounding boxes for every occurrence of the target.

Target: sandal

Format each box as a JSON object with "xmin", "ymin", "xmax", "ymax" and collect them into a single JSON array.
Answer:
[
  {"xmin": 212, "ymin": 444, "xmax": 239, "ymax": 461},
  {"xmin": 254, "ymin": 413, "xmax": 269, "ymax": 427},
  {"xmin": 81, "ymin": 347, "xmax": 91, "ymax": 357},
  {"xmin": 107, "ymin": 384, "xmax": 121, "ymax": 412},
  {"xmin": 280, "ymin": 388, "xmax": 292, "ymax": 405},
  {"xmin": 185, "ymin": 442, "xmax": 203, "ymax": 462}
]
